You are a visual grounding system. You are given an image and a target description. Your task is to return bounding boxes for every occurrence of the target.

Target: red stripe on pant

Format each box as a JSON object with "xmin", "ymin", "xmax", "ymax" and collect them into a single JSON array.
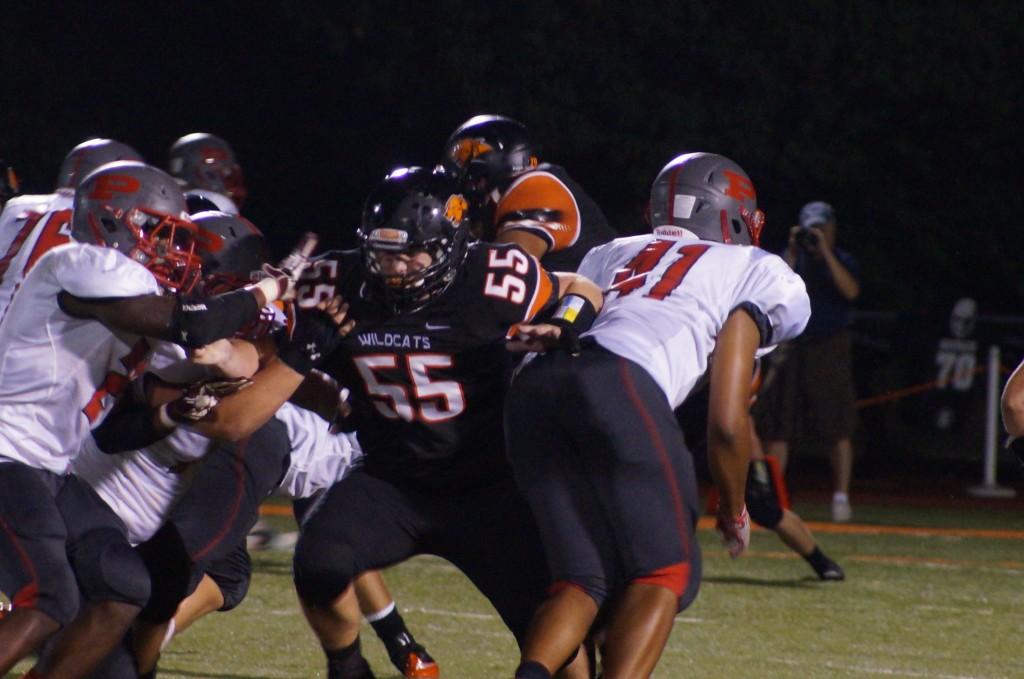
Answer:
[
  {"xmin": 634, "ymin": 563, "xmax": 690, "ymax": 597},
  {"xmin": 0, "ymin": 515, "xmax": 40, "ymax": 609},
  {"xmin": 191, "ymin": 437, "xmax": 249, "ymax": 561}
]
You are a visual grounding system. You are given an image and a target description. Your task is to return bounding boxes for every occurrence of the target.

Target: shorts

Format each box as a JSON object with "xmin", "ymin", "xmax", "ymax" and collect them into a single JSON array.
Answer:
[{"xmin": 756, "ymin": 329, "xmax": 857, "ymax": 447}]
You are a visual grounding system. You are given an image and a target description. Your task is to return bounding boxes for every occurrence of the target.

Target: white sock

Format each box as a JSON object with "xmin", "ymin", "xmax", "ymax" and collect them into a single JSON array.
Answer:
[
  {"xmin": 364, "ymin": 600, "xmax": 396, "ymax": 623},
  {"xmin": 833, "ymin": 492, "xmax": 849, "ymax": 502}
]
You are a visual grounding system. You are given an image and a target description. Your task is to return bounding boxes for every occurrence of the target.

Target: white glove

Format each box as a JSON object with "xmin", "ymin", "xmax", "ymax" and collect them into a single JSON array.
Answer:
[{"xmin": 249, "ymin": 232, "xmax": 319, "ymax": 304}]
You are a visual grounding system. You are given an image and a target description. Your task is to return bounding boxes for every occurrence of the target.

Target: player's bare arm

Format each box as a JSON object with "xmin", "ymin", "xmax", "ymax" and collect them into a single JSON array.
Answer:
[
  {"xmin": 507, "ymin": 271, "xmax": 603, "ymax": 352},
  {"xmin": 707, "ymin": 308, "xmax": 761, "ymax": 557},
  {"xmin": 1001, "ymin": 358, "xmax": 1024, "ymax": 437}
]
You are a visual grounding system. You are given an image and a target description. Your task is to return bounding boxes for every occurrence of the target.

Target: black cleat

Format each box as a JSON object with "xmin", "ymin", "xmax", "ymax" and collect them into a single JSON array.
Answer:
[{"xmin": 816, "ymin": 557, "xmax": 846, "ymax": 581}]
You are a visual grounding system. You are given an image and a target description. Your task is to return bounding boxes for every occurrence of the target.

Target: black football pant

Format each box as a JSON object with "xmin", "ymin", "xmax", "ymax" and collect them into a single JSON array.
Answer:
[
  {"xmin": 136, "ymin": 418, "xmax": 290, "ymax": 623},
  {"xmin": 505, "ymin": 343, "xmax": 702, "ymax": 611},
  {"xmin": 293, "ymin": 470, "xmax": 550, "ymax": 644}
]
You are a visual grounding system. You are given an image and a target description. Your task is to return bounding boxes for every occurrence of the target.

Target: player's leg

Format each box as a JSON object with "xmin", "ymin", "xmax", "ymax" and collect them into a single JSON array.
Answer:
[
  {"xmin": 356, "ymin": 570, "xmax": 438, "ymax": 678},
  {"xmin": 32, "ymin": 475, "xmax": 151, "ymax": 679},
  {"xmin": 572, "ymin": 352, "xmax": 702, "ymax": 678},
  {"xmin": 294, "ymin": 471, "xmax": 427, "ymax": 679},
  {"xmin": 136, "ymin": 418, "xmax": 291, "ymax": 630},
  {"xmin": 0, "ymin": 465, "xmax": 76, "ymax": 674},
  {"xmin": 505, "ymin": 353, "xmax": 608, "ymax": 678}
]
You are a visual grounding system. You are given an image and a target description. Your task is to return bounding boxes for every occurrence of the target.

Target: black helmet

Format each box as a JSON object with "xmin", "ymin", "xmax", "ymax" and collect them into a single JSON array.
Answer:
[
  {"xmin": 441, "ymin": 114, "xmax": 539, "ymax": 200},
  {"xmin": 191, "ymin": 211, "xmax": 269, "ymax": 294},
  {"xmin": 358, "ymin": 167, "xmax": 471, "ymax": 313},
  {"xmin": 649, "ymin": 152, "xmax": 764, "ymax": 246}
]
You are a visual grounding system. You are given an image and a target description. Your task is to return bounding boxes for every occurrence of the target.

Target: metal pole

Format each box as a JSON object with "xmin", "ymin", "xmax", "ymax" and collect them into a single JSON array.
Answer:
[{"xmin": 968, "ymin": 345, "xmax": 1016, "ymax": 498}]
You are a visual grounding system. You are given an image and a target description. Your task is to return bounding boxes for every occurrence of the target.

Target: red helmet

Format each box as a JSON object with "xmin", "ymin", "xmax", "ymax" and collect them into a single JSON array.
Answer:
[
  {"xmin": 72, "ymin": 161, "xmax": 202, "ymax": 293},
  {"xmin": 168, "ymin": 133, "xmax": 247, "ymax": 208}
]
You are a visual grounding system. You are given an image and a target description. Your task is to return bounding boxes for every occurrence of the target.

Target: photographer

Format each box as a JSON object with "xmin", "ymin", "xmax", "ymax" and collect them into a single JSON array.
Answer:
[{"xmin": 757, "ymin": 201, "xmax": 861, "ymax": 521}]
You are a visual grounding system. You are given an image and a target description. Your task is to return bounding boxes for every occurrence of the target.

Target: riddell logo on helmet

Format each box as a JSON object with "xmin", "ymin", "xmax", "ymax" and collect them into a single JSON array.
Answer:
[
  {"xmin": 88, "ymin": 174, "xmax": 141, "ymax": 200},
  {"xmin": 723, "ymin": 170, "xmax": 756, "ymax": 202},
  {"xmin": 444, "ymin": 194, "xmax": 468, "ymax": 223}
]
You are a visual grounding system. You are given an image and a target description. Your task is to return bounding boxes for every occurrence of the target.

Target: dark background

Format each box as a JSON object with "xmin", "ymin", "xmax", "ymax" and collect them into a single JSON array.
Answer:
[{"xmin": 2, "ymin": 1, "xmax": 1022, "ymax": 472}]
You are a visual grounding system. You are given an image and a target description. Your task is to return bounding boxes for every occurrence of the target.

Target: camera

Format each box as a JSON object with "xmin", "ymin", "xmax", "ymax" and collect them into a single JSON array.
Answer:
[{"xmin": 795, "ymin": 226, "xmax": 818, "ymax": 249}]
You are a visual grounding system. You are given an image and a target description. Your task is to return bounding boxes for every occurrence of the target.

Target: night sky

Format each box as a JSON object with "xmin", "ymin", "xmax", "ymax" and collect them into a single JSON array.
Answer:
[{"xmin": 3, "ymin": 1, "xmax": 1021, "ymax": 317}]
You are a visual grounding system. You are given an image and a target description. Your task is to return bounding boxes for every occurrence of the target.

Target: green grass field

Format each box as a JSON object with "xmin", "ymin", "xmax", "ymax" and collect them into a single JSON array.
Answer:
[{"xmin": 7, "ymin": 497, "xmax": 1024, "ymax": 679}]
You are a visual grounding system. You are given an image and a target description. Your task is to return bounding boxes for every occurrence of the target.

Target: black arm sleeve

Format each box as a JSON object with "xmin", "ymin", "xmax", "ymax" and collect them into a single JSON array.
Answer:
[
  {"xmin": 92, "ymin": 401, "xmax": 171, "ymax": 454},
  {"xmin": 167, "ymin": 289, "xmax": 261, "ymax": 348}
]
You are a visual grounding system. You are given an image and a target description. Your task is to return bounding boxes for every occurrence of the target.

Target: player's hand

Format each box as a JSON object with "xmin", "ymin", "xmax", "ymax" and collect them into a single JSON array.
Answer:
[
  {"xmin": 249, "ymin": 232, "xmax": 319, "ymax": 305},
  {"xmin": 189, "ymin": 338, "xmax": 233, "ymax": 366},
  {"xmin": 277, "ymin": 296, "xmax": 354, "ymax": 375},
  {"xmin": 715, "ymin": 505, "xmax": 750, "ymax": 559},
  {"xmin": 507, "ymin": 323, "xmax": 564, "ymax": 353},
  {"xmin": 162, "ymin": 377, "xmax": 254, "ymax": 423}
]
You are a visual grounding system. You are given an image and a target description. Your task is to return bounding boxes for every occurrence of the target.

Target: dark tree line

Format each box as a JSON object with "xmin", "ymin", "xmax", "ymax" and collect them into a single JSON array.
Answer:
[{"xmin": 3, "ymin": 1, "xmax": 1020, "ymax": 313}]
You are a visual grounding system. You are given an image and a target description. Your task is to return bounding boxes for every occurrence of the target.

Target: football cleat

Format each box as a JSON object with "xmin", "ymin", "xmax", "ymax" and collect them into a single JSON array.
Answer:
[
  {"xmin": 816, "ymin": 557, "xmax": 846, "ymax": 582},
  {"xmin": 392, "ymin": 643, "xmax": 440, "ymax": 678}
]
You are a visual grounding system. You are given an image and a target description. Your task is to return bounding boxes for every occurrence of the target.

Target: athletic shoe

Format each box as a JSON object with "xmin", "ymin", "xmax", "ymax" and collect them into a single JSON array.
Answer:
[
  {"xmin": 392, "ymin": 643, "xmax": 440, "ymax": 678},
  {"xmin": 831, "ymin": 495, "xmax": 852, "ymax": 523},
  {"xmin": 816, "ymin": 557, "xmax": 846, "ymax": 581}
]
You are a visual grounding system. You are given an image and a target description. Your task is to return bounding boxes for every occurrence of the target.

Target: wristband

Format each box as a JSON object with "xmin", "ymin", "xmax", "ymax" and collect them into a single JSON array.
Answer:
[{"xmin": 547, "ymin": 294, "xmax": 598, "ymax": 355}]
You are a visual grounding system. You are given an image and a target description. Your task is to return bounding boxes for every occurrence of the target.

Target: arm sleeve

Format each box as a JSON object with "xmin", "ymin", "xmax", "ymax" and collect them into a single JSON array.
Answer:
[{"xmin": 734, "ymin": 250, "xmax": 811, "ymax": 347}]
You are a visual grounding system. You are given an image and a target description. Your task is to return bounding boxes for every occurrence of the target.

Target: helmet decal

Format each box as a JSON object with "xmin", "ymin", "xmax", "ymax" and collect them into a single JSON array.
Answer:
[
  {"xmin": 444, "ymin": 194, "xmax": 468, "ymax": 223},
  {"xmin": 451, "ymin": 138, "xmax": 493, "ymax": 166},
  {"xmin": 88, "ymin": 174, "xmax": 142, "ymax": 200},
  {"xmin": 723, "ymin": 170, "xmax": 756, "ymax": 201}
]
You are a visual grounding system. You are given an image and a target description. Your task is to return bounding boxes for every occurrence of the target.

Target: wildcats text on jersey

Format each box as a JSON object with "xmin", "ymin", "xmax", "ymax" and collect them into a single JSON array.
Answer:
[{"xmin": 356, "ymin": 331, "xmax": 432, "ymax": 350}]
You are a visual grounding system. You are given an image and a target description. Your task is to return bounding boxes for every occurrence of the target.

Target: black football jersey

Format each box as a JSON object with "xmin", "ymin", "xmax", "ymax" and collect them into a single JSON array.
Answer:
[{"xmin": 295, "ymin": 242, "xmax": 558, "ymax": 491}]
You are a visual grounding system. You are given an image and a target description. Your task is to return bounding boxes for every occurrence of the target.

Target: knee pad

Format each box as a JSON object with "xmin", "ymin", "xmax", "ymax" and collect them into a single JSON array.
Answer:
[
  {"xmin": 746, "ymin": 459, "xmax": 784, "ymax": 529},
  {"xmin": 292, "ymin": 536, "xmax": 356, "ymax": 606},
  {"xmin": 74, "ymin": 528, "xmax": 151, "ymax": 608},
  {"xmin": 137, "ymin": 523, "xmax": 194, "ymax": 623},
  {"xmin": 29, "ymin": 569, "xmax": 81, "ymax": 627}
]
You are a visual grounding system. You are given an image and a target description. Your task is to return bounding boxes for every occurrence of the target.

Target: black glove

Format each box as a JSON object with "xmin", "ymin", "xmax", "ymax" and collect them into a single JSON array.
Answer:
[{"xmin": 277, "ymin": 306, "xmax": 344, "ymax": 375}]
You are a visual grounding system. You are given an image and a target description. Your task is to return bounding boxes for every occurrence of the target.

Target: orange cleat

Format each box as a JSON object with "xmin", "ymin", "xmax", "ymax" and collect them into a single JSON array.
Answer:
[{"xmin": 400, "ymin": 646, "xmax": 440, "ymax": 678}]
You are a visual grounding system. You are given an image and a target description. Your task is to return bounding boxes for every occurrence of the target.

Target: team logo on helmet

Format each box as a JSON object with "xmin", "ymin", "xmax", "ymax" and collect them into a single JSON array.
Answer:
[
  {"xmin": 88, "ymin": 174, "xmax": 142, "ymax": 200},
  {"xmin": 444, "ymin": 194, "xmax": 468, "ymax": 223},
  {"xmin": 723, "ymin": 170, "xmax": 756, "ymax": 201},
  {"xmin": 450, "ymin": 138, "xmax": 494, "ymax": 165}
]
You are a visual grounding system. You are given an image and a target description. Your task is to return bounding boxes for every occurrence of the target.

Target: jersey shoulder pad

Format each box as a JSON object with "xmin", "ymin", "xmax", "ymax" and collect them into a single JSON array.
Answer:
[
  {"xmin": 460, "ymin": 242, "xmax": 556, "ymax": 327},
  {"xmin": 495, "ymin": 169, "xmax": 581, "ymax": 252},
  {"xmin": 52, "ymin": 243, "xmax": 159, "ymax": 299}
]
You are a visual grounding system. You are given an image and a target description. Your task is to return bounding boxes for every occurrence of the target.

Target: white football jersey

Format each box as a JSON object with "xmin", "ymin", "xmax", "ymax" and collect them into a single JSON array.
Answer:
[
  {"xmin": 578, "ymin": 227, "xmax": 810, "ymax": 409},
  {"xmin": 276, "ymin": 402, "xmax": 362, "ymax": 500},
  {"xmin": 0, "ymin": 243, "xmax": 159, "ymax": 473},
  {"xmin": 74, "ymin": 401, "xmax": 360, "ymax": 544},
  {"xmin": 0, "ymin": 190, "xmax": 75, "ymax": 319},
  {"xmin": 73, "ymin": 425, "xmax": 212, "ymax": 545}
]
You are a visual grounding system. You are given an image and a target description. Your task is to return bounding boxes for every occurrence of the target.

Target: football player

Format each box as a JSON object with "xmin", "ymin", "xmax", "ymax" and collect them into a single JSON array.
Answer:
[
  {"xmin": 442, "ymin": 114, "xmax": 616, "ymax": 271},
  {"xmin": 504, "ymin": 152, "xmax": 811, "ymax": 679},
  {"xmin": 168, "ymin": 132, "xmax": 247, "ymax": 214},
  {"xmin": 0, "ymin": 162, "xmax": 313, "ymax": 679},
  {"xmin": 0, "ymin": 138, "xmax": 144, "ymax": 318},
  {"xmin": 289, "ymin": 166, "xmax": 602, "ymax": 679}
]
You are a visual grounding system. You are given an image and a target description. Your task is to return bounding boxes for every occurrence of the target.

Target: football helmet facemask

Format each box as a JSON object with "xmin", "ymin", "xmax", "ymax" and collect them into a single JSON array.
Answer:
[
  {"xmin": 72, "ymin": 161, "xmax": 202, "ymax": 293},
  {"xmin": 55, "ymin": 138, "xmax": 143, "ymax": 191},
  {"xmin": 358, "ymin": 166, "xmax": 471, "ymax": 313},
  {"xmin": 168, "ymin": 133, "xmax": 247, "ymax": 208},
  {"xmin": 441, "ymin": 114, "xmax": 539, "ymax": 203},
  {"xmin": 649, "ymin": 152, "xmax": 764, "ymax": 246}
]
